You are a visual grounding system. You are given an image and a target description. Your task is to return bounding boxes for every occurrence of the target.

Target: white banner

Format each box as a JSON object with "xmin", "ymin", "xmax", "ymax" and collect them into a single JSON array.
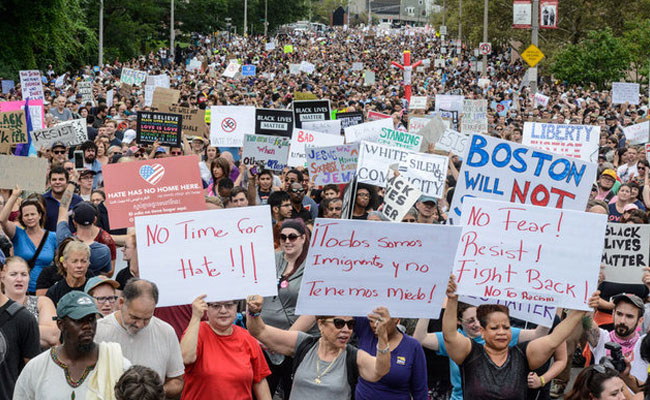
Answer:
[
  {"xmin": 209, "ymin": 106, "xmax": 256, "ymax": 147},
  {"xmin": 523, "ymin": 122, "xmax": 600, "ymax": 162},
  {"xmin": 31, "ymin": 118, "xmax": 87, "ymax": 150},
  {"xmin": 288, "ymin": 128, "xmax": 344, "ymax": 167}
]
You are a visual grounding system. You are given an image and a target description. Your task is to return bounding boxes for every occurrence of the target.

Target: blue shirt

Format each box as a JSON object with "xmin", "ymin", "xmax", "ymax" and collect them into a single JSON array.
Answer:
[
  {"xmin": 435, "ymin": 327, "xmax": 521, "ymax": 400},
  {"xmin": 56, "ymin": 221, "xmax": 111, "ymax": 275},
  {"xmin": 42, "ymin": 190, "xmax": 83, "ymax": 232},
  {"xmin": 11, "ymin": 226, "xmax": 57, "ymax": 293},
  {"xmin": 355, "ymin": 317, "xmax": 428, "ymax": 400}
]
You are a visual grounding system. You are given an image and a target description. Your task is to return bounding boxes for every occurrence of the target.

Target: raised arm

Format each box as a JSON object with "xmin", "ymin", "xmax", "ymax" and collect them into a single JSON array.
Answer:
[
  {"xmin": 518, "ymin": 323, "xmax": 550, "ymax": 343},
  {"xmin": 356, "ymin": 307, "xmax": 392, "ymax": 382},
  {"xmin": 290, "ymin": 315, "xmax": 316, "ymax": 332},
  {"xmin": 180, "ymin": 295, "xmax": 207, "ymax": 365},
  {"xmin": 585, "ymin": 290, "xmax": 604, "ymax": 348},
  {"xmin": 527, "ymin": 341, "xmax": 567, "ymax": 390},
  {"xmin": 413, "ymin": 318, "xmax": 440, "ymax": 351},
  {"xmin": 246, "ymin": 295, "xmax": 299, "ymax": 356},
  {"xmin": 442, "ymin": 275, "xmax": 472, "ymax": 365},
  {"xmin": 0, "ymin": 185, "xmax": 21, "ymax": 239},
  {"xmin": 57, "ymin": 184, "xmax": 76, "ymax": 224}
]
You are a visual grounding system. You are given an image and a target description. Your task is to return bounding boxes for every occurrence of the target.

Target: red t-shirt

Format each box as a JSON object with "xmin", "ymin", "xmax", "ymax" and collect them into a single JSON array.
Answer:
[
  {"xmin": 94, "ymin": 228, "xmax": 117, "ymax": 261},
  {"xmin": 181, "ymin": 323, "xmax": 271, "ymax": 400}
]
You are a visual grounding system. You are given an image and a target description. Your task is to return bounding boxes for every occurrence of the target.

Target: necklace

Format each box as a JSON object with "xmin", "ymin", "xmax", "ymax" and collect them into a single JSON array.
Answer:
[{"xmin": 314, "ymin": 345, "xmax": 342, "ymax": 384}]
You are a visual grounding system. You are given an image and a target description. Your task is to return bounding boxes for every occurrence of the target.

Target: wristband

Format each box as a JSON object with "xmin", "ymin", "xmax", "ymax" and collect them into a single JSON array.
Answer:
[
  {"xmin": 376, "ymin": 343, "xmax": 390, "ymax": 354},
  {"xmin": 247, "ymin": 311, "xmax": 261, "ymax": 318},
  {"xmin": 540, "ymin": 375, "xmax": 546, "ymax": 387}
]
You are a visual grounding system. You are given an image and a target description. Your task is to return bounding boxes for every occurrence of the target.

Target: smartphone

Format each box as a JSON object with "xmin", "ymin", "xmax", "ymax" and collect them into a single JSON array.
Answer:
[
  {"xmin": 249, "ymin": 165, "xmax": 259, "ymax": 176},
  {"xmin": 73, "ymin": 150, "xmax": 84, "ymax": 170}
]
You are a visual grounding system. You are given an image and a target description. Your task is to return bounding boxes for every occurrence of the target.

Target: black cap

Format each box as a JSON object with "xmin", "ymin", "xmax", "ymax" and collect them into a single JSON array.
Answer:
[
  {"xmin": 51, "ymin": 141, "xmax": 66, "ymax": 150},
  {"xmin": 72, "ymin": 202, "xmax": 97, "ymax": 226}
]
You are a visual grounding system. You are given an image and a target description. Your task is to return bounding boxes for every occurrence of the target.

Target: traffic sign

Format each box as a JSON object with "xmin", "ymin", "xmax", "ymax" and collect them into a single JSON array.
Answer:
[
  {"xmin": 521, "ymin": 44, "xmax": 545, "ymax": 67},
  {"xmin": 440, "ymin": 25, "xmax": 447, "ymax": 35},
  {"xmin": 479, "ymin": 42, "xmax": 492, "ymax": 55}
]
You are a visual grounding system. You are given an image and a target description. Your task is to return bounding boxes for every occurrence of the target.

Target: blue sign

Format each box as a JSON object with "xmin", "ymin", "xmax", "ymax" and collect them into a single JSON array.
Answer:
[
  {"xmin": 2, "ymin": 80, "xmax": 15, "ymax": 94},
  {"xmin": 242, "ymin": 65, "xmax": 256, "ymax": 76}
]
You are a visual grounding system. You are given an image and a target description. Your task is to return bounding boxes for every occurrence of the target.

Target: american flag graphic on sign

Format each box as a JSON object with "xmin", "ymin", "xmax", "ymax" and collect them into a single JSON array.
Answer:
[{"xmin": 139, "ymin": 164, "xmax": 165, "ymax": 185}]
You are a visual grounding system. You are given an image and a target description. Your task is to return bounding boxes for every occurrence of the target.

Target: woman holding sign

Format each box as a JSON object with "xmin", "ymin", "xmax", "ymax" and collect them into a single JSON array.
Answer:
[{"xmin": 442, "ymin": 275, "xmax": 592, "ymax": 399}]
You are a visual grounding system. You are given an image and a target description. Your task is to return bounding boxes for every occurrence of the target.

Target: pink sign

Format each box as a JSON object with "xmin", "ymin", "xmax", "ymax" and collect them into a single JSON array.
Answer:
[
  {"xmin": 103, "ymin": 155, "xmax": 206, "ymax": 228},
  {"xmin": 0, "ymin": 100, "xmax": 45, "ymax": 129},
  {"xmin": 367, "ymin": 111, "xmax": 392, "ymax": 121}
]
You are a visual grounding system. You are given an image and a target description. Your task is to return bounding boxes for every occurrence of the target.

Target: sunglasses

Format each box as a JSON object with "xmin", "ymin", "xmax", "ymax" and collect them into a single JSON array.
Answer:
[
  {"xmin": 290, "ymin": 188, "xmax": 304, "ymax": 193},
  {"xmin": 53, "ymin": 150, "xmax": 66, "ymax": 155},
  {"xmin": 134, "ymin": 153, "xmax": 144, "ymax": 158},
  {"xmin": 403, "ymin": 218, "xmax": 416, "ymax": 222},
  {"xmin": 280, "ymin": 233, "xmax": 301, "ymax": 242},
  {"xmin": 324, "ymin": 318, "xmax": 355, "ymax": 329}
]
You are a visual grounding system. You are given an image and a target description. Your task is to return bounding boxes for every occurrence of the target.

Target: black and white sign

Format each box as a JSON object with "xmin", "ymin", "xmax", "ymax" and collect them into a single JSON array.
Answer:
[
  {"xmin": 293, "ymin": 100, "xmax": 331, "ymax": 129},
  {"xmin": 255, "ymin": 108, "xmax": 294, "ymax": 137}
]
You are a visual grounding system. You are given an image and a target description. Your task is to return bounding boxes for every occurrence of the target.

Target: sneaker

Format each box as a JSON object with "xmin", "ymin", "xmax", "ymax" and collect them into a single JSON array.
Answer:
[{"xmin": 550, "ymin": 381, "xmax": 565, "ymax": 399}]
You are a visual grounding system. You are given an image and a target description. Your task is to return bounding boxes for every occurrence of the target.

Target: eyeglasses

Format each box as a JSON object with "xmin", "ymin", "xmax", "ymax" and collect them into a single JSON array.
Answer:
[
  {"xmin": 324, "ymin": 318, "xmax": 355, "ymax": 330},
  {"xmin": 280, "ymin": 233, "xmax": 300, "ymax": 242},
  {"xmin": 207, "ymin": 302, "xmax": 237, "ymax": 310},
  {"xmin": 53, "ymin": 150, "xmax": 66, "ymax": 155},
  {"xmin": 290, "ymin": 188, "xmax": 304, "ymax": 193},
  {"xmin": 94, "ymin": 296, "xmax": 118, "ymax": 304}
]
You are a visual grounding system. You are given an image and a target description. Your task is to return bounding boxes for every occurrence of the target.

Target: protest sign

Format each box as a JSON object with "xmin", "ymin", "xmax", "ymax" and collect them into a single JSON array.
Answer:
[
  {"xmin": 623, "ymin": 121, "xmax": 650, "ymax": 146},
  {"xmin": 377, "ymin": 127, "xmax": 422, "ymax": 151},
  {"xmin": 289, "ymin": 64, "xmax": 301, "ymax": 75},
  {"xmin": 303, "ymin": 120, "xmax": 341, "ymax": 136},
  {"xmin": 241, "ymin": 134, "xmax": 290, "ymax": 171},
  {"xmin": 453, "ymin": 197, "xmax": 607, "ymax": 310},
  {"xmin": 0, "ymin": 155, "xmax": 48, "ymax": 192},
  {"xmin": 265, "ymin": 42, "xmax": 276, "ymax": 51},
  {"xmin": 478, "ymin": 78, "xmax": 491, "ymax": 88},
  {"xmin": 403, "ymin": 152, "xmax": 449, "ymax": 198},
  {"xmin": 157, "ymin": 105, "xmax": 207, "ymax": 137},
  {"xmin": 356, "ymin": 141, "xmax": 411, "ymax": 187},
  {"xmin": 344, "ymin": 118, "xmax": 394, "ymax": 143},
  {"xmin": 120, "ymin": 68, "xmax": 147, "ymax": 86},
  {"xmin": 647, "ymin": 143, "xmax": 650, "ymax": 163},
  {"xmin": 187, "ymin": 59, "xmax": 202, "ymax": 72},
  {"xmin": 283, "ymin": 44, "xmax": 294, "ymax": 53},
  {"xmin": 380, "ymin": 175, "xmax": 422, "ymax": 222},
  {"xmin": 135, "ymin": 206, "xmax": 277, "ymax": 307},
  {"xmin": 307, "ymin": 144, "xmax": 358, "ymax": 186},
  {"xmin": 152, "ymin": 87, "xmax": 180, "ymax": 109},
  {"xmin": 295, "ymin": 219, "xmax": 463, "ymax": 318},
  {"xmin": 408, "ymin": 116, "xmax": 433, "ymax": 133},
  {"xmin": 144, "ymin": 85, "xmax": 155, "ymax": 107},
  {"xmin": 367, "ymin": 111, "xmax": 391, "ymax": 121},
  {"xmin": 241, "ymin": 65, "xmax": 256, "ymax": 76},
  {"xmin": 602, "ymin": 223, "xmax": 650, "ymax": 284},
  {"xmin": 418, "ymin": 116, "xmax": 448, "ymax": 152},
  {"xmin": 0, "ymin": 100, "xmax": 44, "ymax": 129},
  {"xmin": 294, "ymin": 92, "xmax": 318, "ymax": 101},
  {"xmin": 0, "ymin": 111, "xmax": 27, "ymax": 144},
  {"xmin": 533, "ymin": 92, "xmax": 550, "ymax": 108},
  {"xmin": 448, "ymin": 134, "xmax": 597, "ymax": 224},
  {"xmin": 31, "ymin": 118, "xmax": 87, "ymax": 150},
  {"xmin": 461, "ymin": 99, "xmax": 488, "ymax": 135},
  {"xmin": 435, "ymin": 128, "xmax": 467, "ymax": 156},
  {"xmin": 103, "ymin": 155, "xmax": 205, "ymax": 229},
  {"xmin": 19, "ymin": 70, "xmax": 44, "ymax": 100},
  {"xmin": 523, "ymin": 122, "xmax": 600, "ymax": 162},
  {"xmin": 410, "ymin": 96, "xmax": 428, "ymax": 110},
  {"xmin": 435, "ymin": 94, "xmax": 464, "ymax": 113},
  {"xmin": 223, "ymin": 62, "xmax": 240, "ymax": 78},
  {"xmin": 146, "ymin": 74, "xmax": 170, "ymax": 88},
  {"xmin": 459, "ymin": 295, "xmax": 555, "ymax": 327},
  {"xmin": 293, "ymin": 100, "xmax": 331, "ymax": 129},
  {"xmin": 210, "ymin": 106, "xmax": 256, "ymax": 147},
  {"xmin": 612, "ymin": 82, "xmax": 640, "ymax": 105},
  {"xmin": 2, "ymin": 80, "xmax": 14, "ymax": 94},
  {"xmin": 255, "ymin": 108, "xmax": 294, "ymax": 137},
  {"xmin": 336, "ymin": 111, "xmax": 364, "ymax": 134},
  {"xmin": 288, "ymin": 128, "xmax": 344, "ymax": 167},
  {"xmin": 352, "ymin": 62, "xmax": 363, "ymax": 71},
  {"xmin": 136, "ymin": 111, "xmax": 182, "ymax": 146},
  {"xmin": 364, "ymin": 70, "xmax": 376, "ymax": 86},
  {"xmin": 78, "ymin": 81, "xmax": 93, "ymax": 104},
  {"xmin": 106, "ymin": 89, "xmax": 114, "ymax": 107},
  {"xmin": 299, "ymin": 61, "xmax": 315, "ymax": 74}
]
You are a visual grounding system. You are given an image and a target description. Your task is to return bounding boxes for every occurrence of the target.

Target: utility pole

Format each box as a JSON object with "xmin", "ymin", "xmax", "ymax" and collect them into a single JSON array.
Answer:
[
  {"xmin": 170, "ymin": 0, "xmax": 175, "ymax": 59},
  {"xmin": 531, "ymin": 0, "xmax": 539, "ymax": 93},
  {"xmin": 244, "ymin": 0, "xmax": 248, "ymax": 35},
  {"xmin": 264, "ymin": 0, "xmax": 269, "ymax": 37},
  {"xmin": 443, "ymin": 0, "xmax": 446, "ymax": 26},
  {"xmin": 482, "ymin": 0, "xmax": 487, "ymax": 75},
  {"xmin": 368, "ymin": 0, "xmax": 371, "ymax": 26},
  {"xmin": 99, "ymin": 0, "xmax": 103, "ymax": 67},
  {"xmin": 458, "ymin": 0, "xmax": 462, "ymax": 43}
]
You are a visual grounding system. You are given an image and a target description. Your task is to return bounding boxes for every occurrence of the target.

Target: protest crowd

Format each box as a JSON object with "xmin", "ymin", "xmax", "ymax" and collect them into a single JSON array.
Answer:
[{"xmin": 1, "ymin": 22, "xmax": 650, "ymax": 400}]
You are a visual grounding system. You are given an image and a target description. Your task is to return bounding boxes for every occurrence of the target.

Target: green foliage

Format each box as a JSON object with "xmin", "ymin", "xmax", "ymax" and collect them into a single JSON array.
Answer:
[
  {"xmin": 550, "ymin": 28, "xmax": 631, "ymax": 89},
  {"xmin": 177, "ymin": 0, "xmax": 228, "ymax": 34}
]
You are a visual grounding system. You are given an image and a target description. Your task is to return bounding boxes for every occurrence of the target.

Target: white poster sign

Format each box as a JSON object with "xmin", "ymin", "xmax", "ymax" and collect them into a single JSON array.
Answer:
[
  {"xmin": 381, "ymin": 174, "xmax": 422, "ymax": 222},
  {"xmin": 533, "ymin": 92, "xmax": 550, "ymax": 108},
  {"xmin": 265, "ymin": 42, "xmax": 276, "ymax": 51},
  {"xmin": 410, "ymin": 96, "xmax": 428, "ymax": 110},
  {"xmin": 344, "ymin": 118, "xmax": 394, "ymax": 143},
  {"xmin": 106, "ymin": 89, "xmax": 114, "ymax": 107},
  {"xmin": 241, "ymin": 134, "xmax": 290, "ymax": 171},
  {"xmin": 120, "ymin": 68, "xmax": 147, "ymax": 86},
  {"xmin": 356, "ymin": 141, "xmax": 411, "ymax": 187},
  {"xmin": 435, "ymin": 128, "xmax": 467, "ymax": 156},
  {"xmin": 223, "ymin": 62, "xmax": 241, "ymax": 78},
  {"xmin": 288, "ymin": 128, "xmax": 344, "ymax": 167},
  {"xmin": 403, "ymin": 152, "xmax": 449, "ymax": 198},
  {"xmin": 461, "ymin": 99, "xmax": 488, "ymax": 135},
  {"xmin": 303, "ymin": 120, "xmax": 342, "ymax": 136},
  {"xmin": 623, "ymin": 121, "xmax": 650, "ymax": 146},
  {"xmin": 19, "ymin": 70, "xmax": 44, "ymax": 100},
  {"xmin": 612, "ymin": 82, "xmax": 640, "ymax": 105},
  {"xmin": 435, "ymin": 94, "xmax": 464, "ymax": 112},
  {"xmin": 307, "ymin": 144, "xmax": 358, "ymax": 186},
  {"xmin": 209, "ymin": 106, "xmax": 256, "ymax": 147},
  {"xmin": 31, "ymin": 118, "xmax": 87, "ymax": 150},
  {"xmin": 146, "ymin": 74, "xmax": 170, "ymax": 88},
  {"xmin": 523, "ymin": 122, "xmax": 600, "ymax": 162},
  {"xmin": 602, "ymin": 223, "xmax": 650, "ymax": 284}
]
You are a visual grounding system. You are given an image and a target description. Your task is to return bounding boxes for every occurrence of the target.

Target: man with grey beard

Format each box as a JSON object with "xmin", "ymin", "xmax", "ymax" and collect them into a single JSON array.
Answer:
[
  {"xmin": 13, "ymin": 291, "xmax": 130, "ymax": 399},
  {"xmin": 94, "ymin": 278, "xmax": 185, "ymax": 398}
]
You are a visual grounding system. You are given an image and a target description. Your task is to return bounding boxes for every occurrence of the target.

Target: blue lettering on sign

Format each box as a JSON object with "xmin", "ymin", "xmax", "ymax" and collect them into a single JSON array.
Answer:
[{"xmin": 530, "ymin": 123, "xmax": 594, "ymax": 142}]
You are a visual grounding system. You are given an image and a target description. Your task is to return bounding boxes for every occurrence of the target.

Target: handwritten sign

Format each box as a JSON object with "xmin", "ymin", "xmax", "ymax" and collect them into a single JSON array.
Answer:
[
  {"xmin": 19, "ymin": 70, "xmax": 44, "ymax": 100},
  {"xmin": 31, "ymin": 118, "xmax": 87, "ymax": 150},
  {"xmin": 381, "ymin": 175, "xmax": 422, "ymax": 222},
  {"xmin": 120, "ymin": 68, "xmax": 147, "ymax": 86},
  {"xmin": 295, "ymin": 219, "xmax": 463, "ymax": 318},
  {"xmin": 533, "ymin": 93, "xmax": 550, "ymax": 108},
  {"xmin": 453, "ymin": 197, "xmax": 607, "ymax": 310},
  {"xmin": 293, "ymin": 100, "xmax": 331, "ymax": 129},
  {"xmin": 377, "ymin": 127, "xmax": 422, "ymax": 151},
  {"xmin": 410, "ymin": 96, "xmax": 428, "ymax": 110},
  {"xmin": 103, "ymin": 155, "xmax": 205, "ymax": 229},
  {"xmin": 210, "ymin": 106, "xmax": 256, "ymax": 147},
  {"xmin": 0, "ymin": 155, "xmax": 48, "ymax": 192},
  {"xmin": 459, "ymin": 295, "xmax": 556, "ymax": 327},
  {"xmin": 135, "ymin": 206, "xmax": 277, "ymax": 307},
  {"xmin": 435, "ymin": 94, "xmax": 464, "ymax": 113},
  {"xmin": 461, "ymin": 100, "xmax": 488, "ymax": 135},
  {"xmin": 602, "ymin": 223, "xmax": 650, "ymax": 284},
  {"xmin": 418, "ymin": 116, "xmax": 448, "ymax": 152},
  {"xmin": 612, "ymin": 82, "xmax": 640, "ymax": 105},
  {"xmin": 288, "ymin": 128, "xmax": 344, "ymax": 167},
  {"xmin": 0, "ymin": 111, "xmax": 27, "ymax": 144},
  {"xmin": 152, "ymin": 87, "xmax": 180, "ymax": 109},
  {"xmin": 523, "ymin": 122, "xmax": 600, "ymax": 162},
  {"xmin": 623, "ymin": 121, "xmax": 649, "ymax": 145},
  {"xmin": 408, "ymin": 116, "xmax": 433, "ymax": 134},
  {"xmin": 336, "ymin": 111, "xmax": 364, "ymax": 134},
  {"xmin": 157, "ymin": 105, "xmax": 206, "ymax": 137},
  {"xmin": 136, "ymin": 111, "xmax": 182, "ymax": 146},
  {"xmin": 356, "ymin": 141, "xmax": 410, "ymax": 187},
  {"xmin": 403, "ymin": 152, "xmax": 449, "ymax": 198},
  {"xmin": 364, "ymin": 70, "xmax": 376, "ymax": 86},
  {"xmin": 436, "ymin": 128, "xmax": 467, "ymax": 156},
  {"xmin": 255, "ymin": 108, "xmax": 294, "ymax": 137},
  {"xmin": 307, "ymin": 144, "xmax": 358, "ymax": 186},
  {"xmin": 367, "ymin": 111, "xmax": 391, "ymax": 121},
  {"xmin": 344, "ymin": 118, "xmax": 394, "ymax": 143},
  {"xmin": 303, "ymin": 120, "xmax": 342, "ymax": 136},
  {"xmin": 449, "ymin": 134, "xmax": 597, "ymax": 224},
  {"xmin": 241, "ymin": 134, "xmax": 290, "ymax": 171},
  {"xmin": 146, "ymin": 74, "xmax": 170, "ymax": 88},
  {"xmin": 0, "ymin": 100, "xmax": 44, "ymax": 130},
  {"xmin": 78, "ymin": 81, "xmax": 94, "ymax": 105}
]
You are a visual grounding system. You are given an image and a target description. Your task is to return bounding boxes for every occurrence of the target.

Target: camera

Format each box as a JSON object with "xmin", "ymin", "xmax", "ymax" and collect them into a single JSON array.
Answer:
[{"xmin": 602, "ymin": 342, "xmax": 626, "ymax": 373}]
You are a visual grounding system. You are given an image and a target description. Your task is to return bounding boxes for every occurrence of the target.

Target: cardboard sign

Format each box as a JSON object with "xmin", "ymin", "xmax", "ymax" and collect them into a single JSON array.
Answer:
[
  {"xmin": 288, "ymin": 128, "xmax": 344, "ymax": 167},
  {"xmin": 146, "ymin": 74, "xmax": 170, "ymax": 88},
  {"xmin": 307, "ymin": 144, "xmax": 358, "ymax": 186},
  {"xmin": 255, "ymin": 108, "xmax": 294, "ymax": 137},
  {"xmin": 523, "ymin": 122, "xmax": 600, "ymax": 162},
  {"xmin": 303, "ymin": 120, "xmax": 341, "ymax": 136},
  {"xmin": 459, "ymin": 295, "xmax": 555, "ymax": 327},
  {"xmin": 623, "ymin": 121, "xmax": 649, "ymax": 145},
  {"xmin": 157, "ymin": 105, "xmax": 207, "ymax": 137},
  {"xmin": 120, "ymin": 68, "xmax": 147, "ymax": 86},
  {"xmin": 136, "ymin": 111, "xmax": 182, "ymax": 146},
  {"xmin": 454, "ymin": 197, "xmax": 606, "ymax": 310},
  {"xmin": 293, "ymin": 100, "xmax": 331, "ymax": 129},
  {"xmin": 602, "ymin": 223, "xmax": 650, "ymax": 284},
  {"xmin": 410, "ymin": 96, "xmax": 428, "ymax": 110},
  {"xmin": 295, "ymin": 219, "xmax": 463, "ymax": 318},
  {"xmin": 210, "ymin": 106, "xmax": 256, "ymax": 147},
  {"xmin": 294, "ymin": 92, "xmax": 318, "ymax": 101},
  {"xmin": 449, "ymin": 134, "xmax": 597, "ymax": 224},
  {"xmin": 612, "ymin": 82, "xmax": 640, "ymax": 105},
  {"xmin": 356, "ymin": 141, "xmax": 411, "ymax": 188},
  {"xmin": 78, "ymin": 81, "xmax": 94, "ymax": 105},
  {"xmin": 31, "ymin": 118, "xmax": 87, "ymax": 150},
  {"xmin": 380, "ymin": 175, "xmax": 422, "ymax": 222},
  {"xmin": 135, "ymin": 206, "xmax": 277, "ymax": 307},
  {"xmin": 435, "ymin": 128, "xmax": 467, "ymax": 156},
  {"xmin": 403, "ymin": 152, "xmax": 449, "ymax": 198},
  {"xmin": 19, "ymin": 70, "xmax": 44, "ymax": 100},
  {"xmin": 0, "ymin": 155, "xmax": 48, "ymax": 192},
  {"xmin": 435, "ymin": 94, "xmax": 464, "ymax": 113},
  {"xmin": 336, "ymin": 111, "xmax": 364, "ymax": 134},
  {"xmin": 241, "ymin": 134, "xmax": 290, "ymax": 171},
  {"xmin": 344, "ymin": 118, "xmax": 394, "ymax": 143},
  {"xmin": 367, "ymin": 111, "xmax": 391, "ymax": 121},
  {"xmin": 103, "ymin": 155, "xmax": 205, "ymax": 229},
  {"xmin": 377, "ymin": 127, "xmax": 422, "ymax": 151},
  {"xmin": 461, "ymin": 100, "xmax": 488, "ymax": 135},
  {"xmin": 0, "ymin": 111, "xmax": 27, "ymax": 144},
  {"xmin": 152, "ymin": 87, "xmax": 180, "ymax": 109}
]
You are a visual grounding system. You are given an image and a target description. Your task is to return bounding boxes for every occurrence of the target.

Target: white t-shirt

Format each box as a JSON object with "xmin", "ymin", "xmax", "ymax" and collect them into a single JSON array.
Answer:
[
  {"xmin": 589, "ymin": 329, "xmax": 646, "ymax": 381},
  {"xmin": 13, "ymin": 343, "xmax": 131, "ymax": 400},
  {"xmin": 95, "ymin": 313, "xmax": 184, "ymax": 381}
]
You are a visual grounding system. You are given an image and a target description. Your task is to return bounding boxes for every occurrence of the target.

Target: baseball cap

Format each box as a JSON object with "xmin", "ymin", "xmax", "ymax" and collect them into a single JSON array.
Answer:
[
  {"xmin": 122, "ymin": 129, "xmax": 136, "ymax": 144},
  {"xmin": 601, "ymin": 169, "xmax": 617, "ymax": 181},
  {"xmin": 54, "ymin": 291, "xmax": 99, "ymax": 320},
  {"xmin": 73, "ymin": 201, "xmax": 97, "ymax": 226},
  {"xmin": 84, "ymin": 275, "xmax": 120, "ymax": 294},
  {"xmin": 611, "ymin": 293, "xmax": 644, "ymax": 311},
  {"xmin": 51, "ymin": 141, "xmax": 66, "ymax": 150},
  {"xmin": 79, "ymin": 169, "xmax": 97, "ymax": 177},
  {"xmin": 418, "ymin": 195, "xmax": 438, "ymax": 204}
]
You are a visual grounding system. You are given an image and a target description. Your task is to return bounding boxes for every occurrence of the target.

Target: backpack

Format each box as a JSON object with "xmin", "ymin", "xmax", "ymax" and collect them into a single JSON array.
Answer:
[
  {"xmin": 290, "ymin": 335, "xmax": 359, "ymax": 399},
  {"xmin": 0, "ymin": 300, "xmax": 26, "ymax": 327}
]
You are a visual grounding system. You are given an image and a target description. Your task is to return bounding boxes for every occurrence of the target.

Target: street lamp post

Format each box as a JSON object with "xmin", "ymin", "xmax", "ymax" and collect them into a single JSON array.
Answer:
[
  {"xmin": 264, "ymin": 0, "xmax": 269, "ymax": 37},
  {"xmin": 99, "ymin": 0, "xmax": 103, "ymax": 67},
  {"xmin": 244, "ymin": 0, "xmax": 248, "ymax": 35},
  {"xmin": 170, "ymin": 0, "xmax": 175, "ymax": 59}
]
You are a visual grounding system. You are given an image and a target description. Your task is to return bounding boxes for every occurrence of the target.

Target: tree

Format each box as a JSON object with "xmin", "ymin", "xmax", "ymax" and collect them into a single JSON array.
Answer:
[
  {"xmin": 622, "ymin": 18, "xmax": 650, "ymax": 81},
  {"xmin": 550, "ymin": 28, "xmax": 631, "ymax": 89},
  {"xmin": 177, "ymin": 0, "xmax": 228, "ymax": 35}
]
